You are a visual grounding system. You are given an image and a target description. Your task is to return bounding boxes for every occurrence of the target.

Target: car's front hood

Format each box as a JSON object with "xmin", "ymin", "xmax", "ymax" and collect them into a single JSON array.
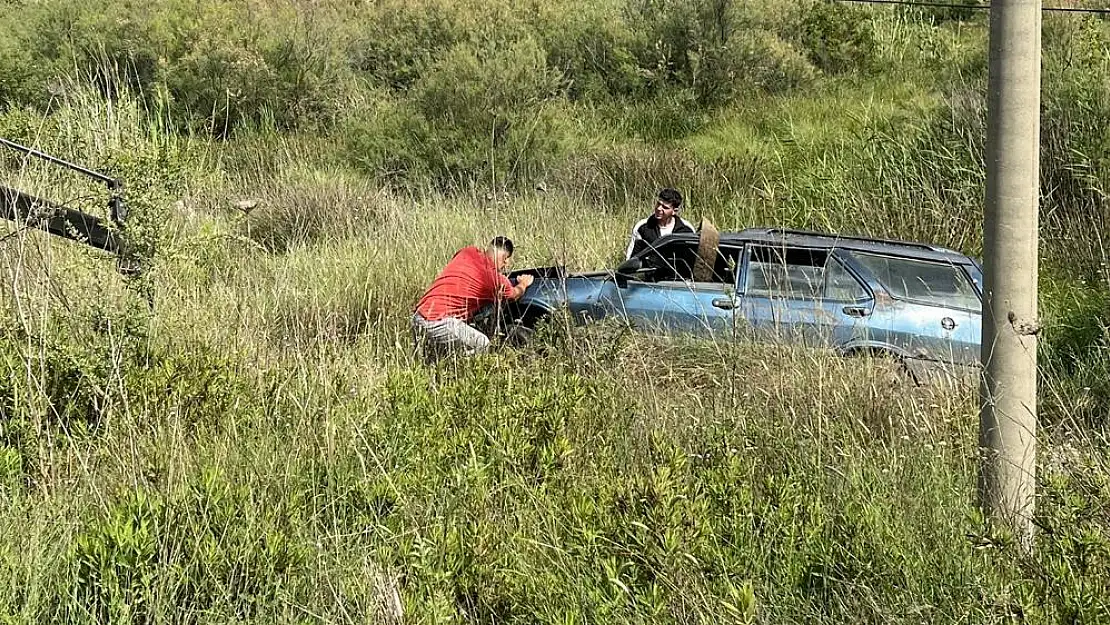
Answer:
[
  {"xmin": 508, "ymin": 265, "xmax": 613, "ymax": 314},
  {"xmin": 509, "ymin": 265, "xmax": 610, "ymax": 281}
]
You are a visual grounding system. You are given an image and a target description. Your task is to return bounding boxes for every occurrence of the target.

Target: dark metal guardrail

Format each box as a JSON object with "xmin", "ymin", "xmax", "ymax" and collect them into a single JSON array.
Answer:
[{"xmin": 0, "ymin": 137, "xmax": 136, "ymax": 274}]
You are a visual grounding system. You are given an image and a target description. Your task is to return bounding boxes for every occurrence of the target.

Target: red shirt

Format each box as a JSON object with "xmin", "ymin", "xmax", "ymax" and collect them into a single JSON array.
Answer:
[{"xmin": 415, "ymin": 246, "xmax": 515, "ymax": 322}]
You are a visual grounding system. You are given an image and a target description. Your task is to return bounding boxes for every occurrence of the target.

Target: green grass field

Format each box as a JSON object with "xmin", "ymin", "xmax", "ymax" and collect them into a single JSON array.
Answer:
[{"xmin": 0, "ymin": 0, "xmax": 1108, "ymax": 622}]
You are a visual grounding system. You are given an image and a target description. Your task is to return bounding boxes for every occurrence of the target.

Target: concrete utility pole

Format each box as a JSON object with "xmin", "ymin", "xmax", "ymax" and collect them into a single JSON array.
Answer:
[{"xmin": 979, "ymin": 0, "xmax": 1041, "ymax": 549}]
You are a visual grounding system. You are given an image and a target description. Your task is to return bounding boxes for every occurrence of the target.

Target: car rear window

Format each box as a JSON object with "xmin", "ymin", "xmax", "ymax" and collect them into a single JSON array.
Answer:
[{"xmin": 851, "ymin": 252, "xmax": 981, "ymax": 310}]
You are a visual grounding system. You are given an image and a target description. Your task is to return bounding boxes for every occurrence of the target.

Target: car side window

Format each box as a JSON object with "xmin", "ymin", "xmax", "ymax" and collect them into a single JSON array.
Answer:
[
  {"xmin": 744, "ymin": 246, "xmax": 866, "ymax": 301},
  {"xmin": 823, "ymin": 257, "xmax": 869, "ymax": 301},
  {"xmin": 850, "ymin": 252, "xmax": 980, "ymax": 310},
  {"xmin": 746, "ymin": 246, "xmax": 825, "ymax": 298}
]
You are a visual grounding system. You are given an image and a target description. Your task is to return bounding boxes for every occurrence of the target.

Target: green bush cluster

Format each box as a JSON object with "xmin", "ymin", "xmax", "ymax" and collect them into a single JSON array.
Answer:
[
  {"xmin": 0, "ymin": 0, "xmax": 893, "ymax": 188},
  {"xmin": 0, "ymin": 0, "xmax": 353, "ymax": 134},
  {"xmin": 347, "ymin": 37, "xmax": 566, "ymax": 188},
  {"xmin": 797, "ymin": 0, "xmax": 877, "ymax": 75}
]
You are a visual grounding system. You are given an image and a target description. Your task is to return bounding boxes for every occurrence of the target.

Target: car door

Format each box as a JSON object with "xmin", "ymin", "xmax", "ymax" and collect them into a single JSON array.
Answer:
[
  {"xmin": 738, "ymin": 245, "xmax": 873, "ymax": 350},
  {"xmin": 598, "ymin": 240, "xmax": 741, "ymax": 339}
]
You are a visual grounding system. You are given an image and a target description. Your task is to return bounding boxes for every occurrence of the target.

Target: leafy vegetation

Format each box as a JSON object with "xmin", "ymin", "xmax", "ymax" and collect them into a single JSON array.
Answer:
[{"xmin": 0, "ymin": 0, "xmax": 1108, "ymax": 622}]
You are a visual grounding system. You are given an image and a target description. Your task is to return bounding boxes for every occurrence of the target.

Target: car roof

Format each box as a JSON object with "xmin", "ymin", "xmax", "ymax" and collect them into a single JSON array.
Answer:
[{"xmin": 654, "ymin": 227, "xmax": 976, "ymax": 264}]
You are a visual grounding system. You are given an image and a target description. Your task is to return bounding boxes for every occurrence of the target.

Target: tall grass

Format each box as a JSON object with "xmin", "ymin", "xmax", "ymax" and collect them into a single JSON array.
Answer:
[
  {"xmin": 4, "ymin": 141, "xmax": 1110, "ymax": 623},
  {"xmin": 1, "ymin": 3, "xmax": 1109, "ymax": 623}
]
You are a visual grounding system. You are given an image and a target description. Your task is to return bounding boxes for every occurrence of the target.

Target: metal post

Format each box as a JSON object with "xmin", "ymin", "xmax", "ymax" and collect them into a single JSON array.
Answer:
[{"xmin": 979, "ymin": 0, "xmax": 1041, "ymax": 549}]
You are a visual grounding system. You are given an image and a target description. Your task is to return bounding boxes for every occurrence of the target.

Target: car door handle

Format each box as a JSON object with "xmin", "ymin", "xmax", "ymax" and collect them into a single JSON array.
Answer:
[
  {"xmin": 712, "ymin": 298, "xmax": 736, "ymax": 310},
  {"xmin": 842, "ymin": 305, "xmax": 870, "ymax": 317}
]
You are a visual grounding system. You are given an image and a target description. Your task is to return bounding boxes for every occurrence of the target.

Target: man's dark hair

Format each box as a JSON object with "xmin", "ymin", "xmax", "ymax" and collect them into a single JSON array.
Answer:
[
  {"xmin": 490, "ymin": 236, "xmax": 514, "ymax": 256},
  {"xmin": 658, "ymin": 188, "xmax": 684, "ymax": 210}
]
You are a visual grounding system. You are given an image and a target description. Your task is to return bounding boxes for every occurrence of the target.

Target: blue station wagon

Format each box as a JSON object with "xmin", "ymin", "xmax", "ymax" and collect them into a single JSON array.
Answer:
[{"xmin": 494, "ymin": 228, "xmax": 984, "ymax": 368}]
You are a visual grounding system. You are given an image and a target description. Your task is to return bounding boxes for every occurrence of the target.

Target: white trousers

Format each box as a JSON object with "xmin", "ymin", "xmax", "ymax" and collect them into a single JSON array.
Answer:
[{"xmin": 411, "ymin": 313, "xmax": 491, "ymax": 362}]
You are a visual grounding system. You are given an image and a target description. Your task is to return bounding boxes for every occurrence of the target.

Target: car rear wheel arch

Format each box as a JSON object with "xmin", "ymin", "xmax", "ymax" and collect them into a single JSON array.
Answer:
[{"xmin": 840, "ymin": 345, "xmax": 922, "ymax": 386}]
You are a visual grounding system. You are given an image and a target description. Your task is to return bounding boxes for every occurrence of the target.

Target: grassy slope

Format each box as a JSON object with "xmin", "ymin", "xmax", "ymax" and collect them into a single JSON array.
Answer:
[{"xmin": 0, "ymin": 8, "xmax": 1108, "ymax": 625}]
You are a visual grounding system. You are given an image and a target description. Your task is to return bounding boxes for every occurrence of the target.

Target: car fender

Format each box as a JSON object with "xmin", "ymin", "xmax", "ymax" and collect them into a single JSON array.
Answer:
[{"xmin": 506, "ymin": 296, "xmax": 558, "ymax": 326}]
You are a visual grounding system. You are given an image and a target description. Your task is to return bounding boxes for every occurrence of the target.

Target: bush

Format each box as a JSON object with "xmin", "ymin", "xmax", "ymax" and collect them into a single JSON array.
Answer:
[
  {"xmin": 2, "ymin": 0, "xmax": 169, "ymax": 105},
  {"xmin": 343, "ymin": 93, "xmax": 439, "ymax": 186},
  {"xmin": 348, "ymin": 0, "xmax": 462, "ymax": 91},
  {"xmin": 798, "ymin": 0, "xmax": 877, "ymax": 75},
  {"xmin": 0, "ymin": 0, "xmax": 829, "ymax": 136},
  {"xmin": 0, "ymin": 25, "xmax": 44, "ymax": 107},
  {"xmin": 623, "ymin": 0, "xmax": 741, "ymax": 106},
  {"xmin": 159, "ymin": 2, "xmax": 351, "ymax": 135},
  {"xmin": 0, "ymin": 0, "xmax": 355, "ymax": 133},
  {"xmin": 530, "ymin": 2, "xmax": 645, "ymax": 102},
  {"xmin": 729, "ymin": 29, "xmax": 818, "ymax": 95},
  {"xmin": 347, "ymin": 37, "xmax": 566, "ymax": 188}
]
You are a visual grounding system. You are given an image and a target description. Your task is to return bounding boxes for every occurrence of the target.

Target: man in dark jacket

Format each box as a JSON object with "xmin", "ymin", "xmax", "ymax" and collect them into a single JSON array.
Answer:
[{"xmin": 625, "ymin": 188, "xmax": 694, "ymax": 260}]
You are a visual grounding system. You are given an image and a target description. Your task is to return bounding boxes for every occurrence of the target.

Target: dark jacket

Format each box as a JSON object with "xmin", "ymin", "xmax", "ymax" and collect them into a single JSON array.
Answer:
[{"xmin": 626, "ymin": 215, "xmax": 696, "ymax": 259}]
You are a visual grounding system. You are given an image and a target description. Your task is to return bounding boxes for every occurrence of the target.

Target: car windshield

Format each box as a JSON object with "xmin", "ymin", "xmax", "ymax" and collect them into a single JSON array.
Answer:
[{"xmin": 850, "ymin": 252, "xmax": 981, "ymax": 311}]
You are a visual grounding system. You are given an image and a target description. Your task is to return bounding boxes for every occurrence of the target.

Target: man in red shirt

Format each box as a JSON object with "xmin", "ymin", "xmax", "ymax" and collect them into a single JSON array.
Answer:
[{"xmin": 412, "ymin": 236, "xmax": 534, "ymax": 361}]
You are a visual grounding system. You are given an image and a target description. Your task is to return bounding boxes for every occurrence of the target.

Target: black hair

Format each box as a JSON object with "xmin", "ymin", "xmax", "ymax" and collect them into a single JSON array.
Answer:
[
  {"xmin": 490, "ymin": 236, "xmax": 514, "ymax": 256},
  {"xmin": 658, "ymin": 187, "xmax": 684, "ymax": 210}
]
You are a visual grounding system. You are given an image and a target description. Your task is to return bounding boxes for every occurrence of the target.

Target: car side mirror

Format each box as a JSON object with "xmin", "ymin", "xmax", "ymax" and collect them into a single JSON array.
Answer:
[
  {"xmin": 616, "ymin": 257, "xmax": 642, "ymax": 275},
  {"xmin": 615, "ymin": 257, "xmax": 650, "ymax": 288}
]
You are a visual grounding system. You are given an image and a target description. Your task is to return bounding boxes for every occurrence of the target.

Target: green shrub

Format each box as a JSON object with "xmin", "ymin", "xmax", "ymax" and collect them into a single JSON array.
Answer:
[
  {"xmin": 612, "ymin": 0, "xmax": 816, "ymax": 106},
  {"xmin": 730, "ymin": 30, "xmax": 818, "ymax": 95},
  {"xmin": 0, "ymin": 322, "xmax": 122, "ymax": 440},
  {"xmin": 412, "ymin": 38, "xmax": 565, "ymax": 184},
  {"xmin": 798, "ymin": 0, "xmax": 877, "ymax": 75},
  {"xmin": 623, "ymin": 0, "xmax": 740, "ymax": 106},
  {"xmin": 4, "ymin": 0, "xmax": 168, "ymax": 105},
  {"xmin": 73, "ymin": 490, "xmax": 165, "ymax": 623},
  {"xmin": 0, "ymin": 106, "xmax": 59, "ymax": 150},
  {"xmin": 125, "ymin": 343, "xmax": 248, "ymax": 434},
  {"xmin": 529, "ymin": 2, "xmax": 644, "ymax": 102},
  {"xmin": 0, "ymin": 26, "xmax": 43, "ymax": 107},
  {"xmin": 1036, "ymin": 451, "xmax": 1110, "ymax": 622},
  {"xmin": 347, "ymin": 37, "xmax": 566, "ymax": 188},
  {"xmin": 101, "ymin": 133, "xmax": 192, "ymax": 291},
  {"xmin": 164, "ymin": 27, "xmax": 280, "ymax": 135},
  {"xmin": 348, "ymin": 0, "xmax": 462, "ymax": 91},
  {"xmin": 343, "ymin": 93, "xmax": 438, "ymax": 186},
  {"xmin": 0, "ymin": 0, "xmax": 353, "ymax": 133}
]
